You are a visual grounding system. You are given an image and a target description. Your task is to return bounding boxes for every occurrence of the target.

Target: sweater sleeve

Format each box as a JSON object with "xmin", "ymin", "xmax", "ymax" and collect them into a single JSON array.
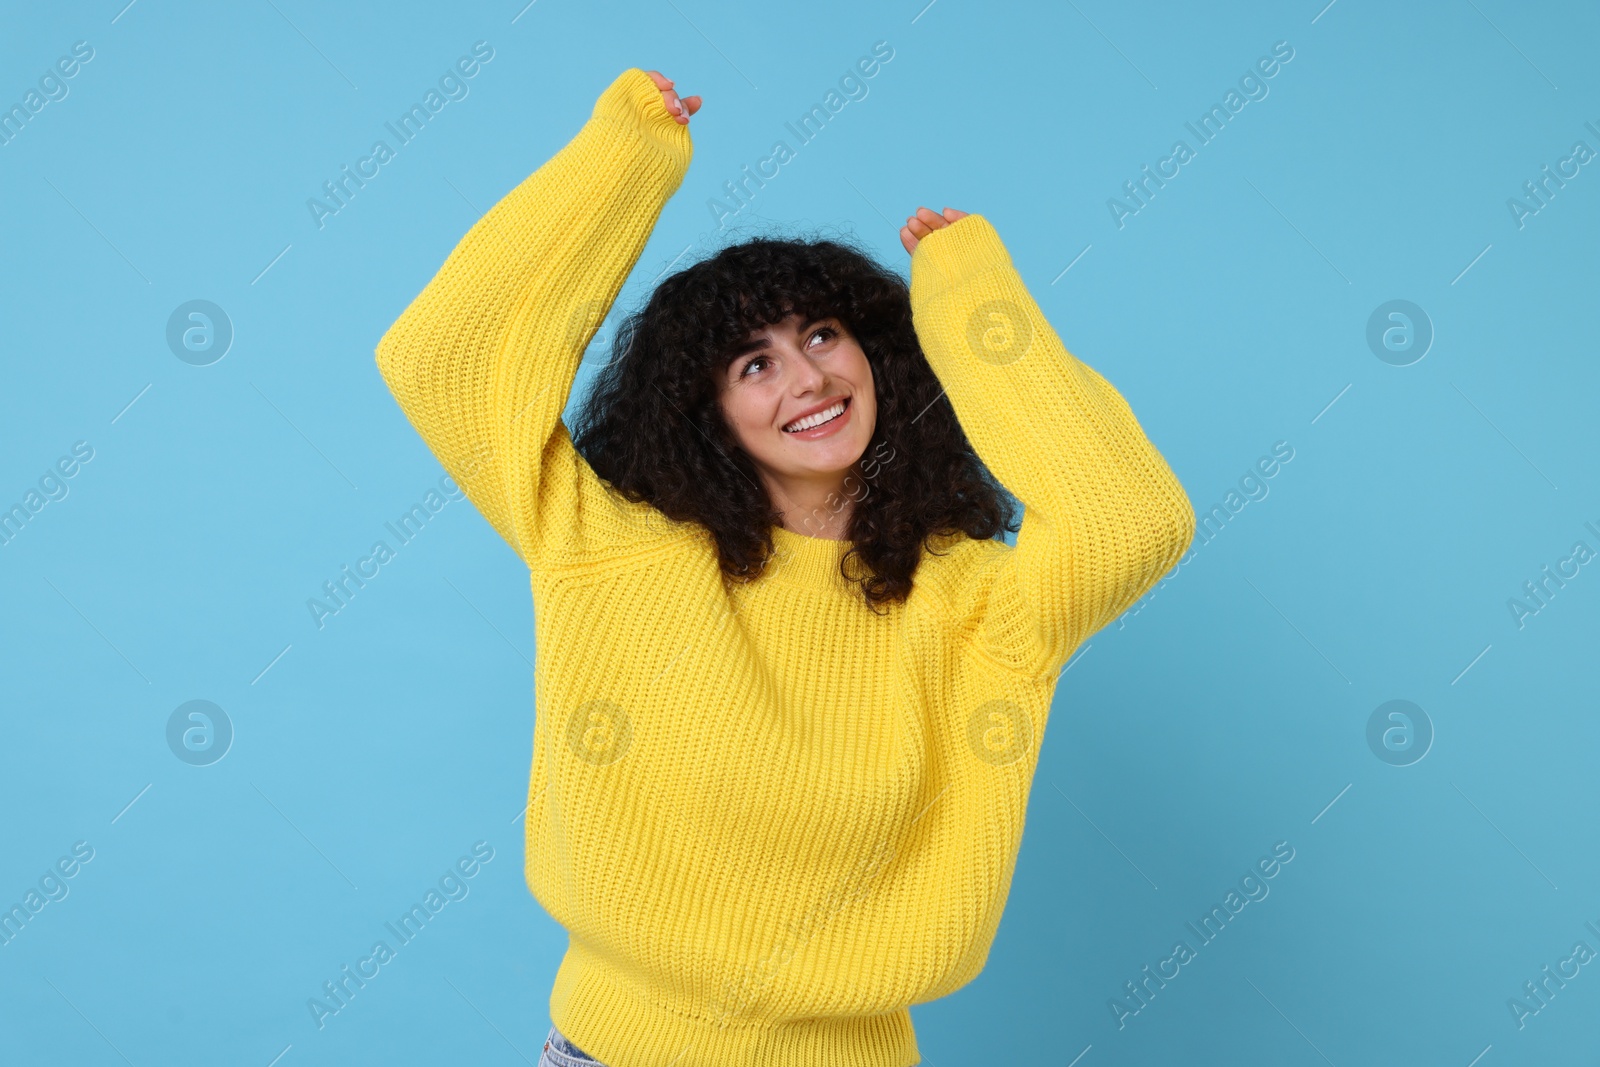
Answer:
[
  {"xmin": 374, "ymin": 68, "xmax": 693, "ymax": 571},
  {"xmin": 908, "ymin": 214, "xmax": 1195, "ymax": 679}
]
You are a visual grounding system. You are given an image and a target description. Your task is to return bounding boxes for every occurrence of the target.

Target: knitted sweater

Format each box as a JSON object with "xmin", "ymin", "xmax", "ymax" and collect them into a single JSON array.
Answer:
[{"xmin": 374, "ymin": 67, "xmax": 1194, "ymax": 1067}]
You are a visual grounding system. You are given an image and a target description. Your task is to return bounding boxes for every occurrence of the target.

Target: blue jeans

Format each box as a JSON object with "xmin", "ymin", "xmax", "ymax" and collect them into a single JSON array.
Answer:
[{"xmin": 540, "ymin": 1024, "xmax": 605, "ymax": 1067}]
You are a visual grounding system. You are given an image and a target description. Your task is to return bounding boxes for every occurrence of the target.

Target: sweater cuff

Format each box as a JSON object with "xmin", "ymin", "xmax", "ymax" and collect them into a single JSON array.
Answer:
[
  {"xmin": 591, "ymin": 67, "xmax": 694, "ymax": 171},
  {"xmin": 908, "ymin": 213, "xmax": 1012, "ymax": 303}
]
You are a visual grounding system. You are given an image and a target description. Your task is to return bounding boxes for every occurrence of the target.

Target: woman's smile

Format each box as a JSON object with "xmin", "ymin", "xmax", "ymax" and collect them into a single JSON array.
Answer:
[{"xmin": 782, "ymin": 396, "xmax": 852, "ymax": 438}]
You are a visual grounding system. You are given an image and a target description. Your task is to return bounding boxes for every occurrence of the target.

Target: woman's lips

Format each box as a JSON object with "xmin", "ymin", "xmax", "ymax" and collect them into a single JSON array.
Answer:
[{"xmin": 782, "ymin": 396, "xmax": 851, "ymax": 439}]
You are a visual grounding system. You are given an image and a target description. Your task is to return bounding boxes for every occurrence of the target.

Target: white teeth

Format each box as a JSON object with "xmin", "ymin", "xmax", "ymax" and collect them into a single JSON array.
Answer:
[{"xmin": 784, "ymin": 399, "xmax": 846, "ymax": 432}]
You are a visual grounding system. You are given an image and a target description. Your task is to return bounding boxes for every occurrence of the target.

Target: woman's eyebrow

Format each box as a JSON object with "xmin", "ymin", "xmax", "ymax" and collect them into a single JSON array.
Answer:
[
  {"xmin": 727, "ymin": 317, "xmax": 829, "ymax": 360},
  {"xmin": 728, "ymin": 335, "xmax": 768, "ymax": 359}
]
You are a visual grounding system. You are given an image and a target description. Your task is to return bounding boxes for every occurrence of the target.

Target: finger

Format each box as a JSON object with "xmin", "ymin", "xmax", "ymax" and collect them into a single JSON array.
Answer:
[
  {"xmin": 942, "ymin": 207, "xmax": 967, "ymax": 221},
  {"xmin": 905, "ymin": 216, "xmax": 932, "ymax": 240},
  {"xmin": 682, "ymin": 95, "xmax": 702, "ymax": 116},
  {"xmin": 914, "ymin": 206, "xmax": 947, "ymax": 231},
  {"xmin": 899, "ymin": 227, "xmax": 917, "ymax": 255}
]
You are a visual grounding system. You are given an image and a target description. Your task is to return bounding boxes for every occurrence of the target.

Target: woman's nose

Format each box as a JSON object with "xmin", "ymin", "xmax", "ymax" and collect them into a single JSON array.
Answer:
[{"xmin": 790, "ymin": 354, "xmax": 827, "ymax": 391}]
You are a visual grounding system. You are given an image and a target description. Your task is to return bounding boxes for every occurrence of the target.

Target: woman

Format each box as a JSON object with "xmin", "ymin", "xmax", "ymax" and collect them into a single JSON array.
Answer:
[{"xmin": 375, "ymin": 67, "xmax": 1194, "ymax": 1067}]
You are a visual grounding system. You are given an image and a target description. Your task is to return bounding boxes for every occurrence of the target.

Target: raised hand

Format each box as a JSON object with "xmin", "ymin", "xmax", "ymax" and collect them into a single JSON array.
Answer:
[
  {"xmin": 643, "ymin": 69, "xmax": 702, "ymax": 125},
  {"xmin": 900, "ymin": 206, "xmax": 968, "ymax": 255}
]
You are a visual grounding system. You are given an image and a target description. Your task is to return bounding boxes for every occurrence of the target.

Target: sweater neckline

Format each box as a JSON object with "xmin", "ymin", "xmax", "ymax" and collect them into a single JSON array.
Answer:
[{"xmin": 763, "ymin": 525, "xmax": 856, "ymax": 592}]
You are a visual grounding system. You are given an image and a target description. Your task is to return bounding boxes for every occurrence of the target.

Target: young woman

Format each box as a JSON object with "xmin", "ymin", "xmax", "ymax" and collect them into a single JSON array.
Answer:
[{"xmin": 375, "ymin": 67, "xmax": 1194, "ymax": 1067}]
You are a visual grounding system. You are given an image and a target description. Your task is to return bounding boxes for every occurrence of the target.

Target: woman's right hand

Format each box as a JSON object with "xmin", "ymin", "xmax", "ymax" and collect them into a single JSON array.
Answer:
[{"xmin": 643, "ymin": 69, "xmax": 702, "ymax": 125}]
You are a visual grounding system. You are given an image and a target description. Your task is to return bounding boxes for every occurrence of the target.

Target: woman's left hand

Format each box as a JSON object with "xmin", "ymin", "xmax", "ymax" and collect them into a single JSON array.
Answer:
[{"xmin": 900, "ymin": 206, "xmax": 968, "ymax": 255}]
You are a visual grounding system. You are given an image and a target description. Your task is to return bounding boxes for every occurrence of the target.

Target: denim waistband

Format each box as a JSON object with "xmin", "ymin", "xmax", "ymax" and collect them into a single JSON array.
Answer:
[{"xmin": 542, "ymin": 1024, "xmax": 603, "ymax": 1067}]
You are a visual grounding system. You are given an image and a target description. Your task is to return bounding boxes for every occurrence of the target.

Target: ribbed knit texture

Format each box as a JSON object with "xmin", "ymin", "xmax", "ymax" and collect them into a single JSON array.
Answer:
[{"xmin": 375, "ymin": 67, "xmax": 1195, "ymax": 1067}]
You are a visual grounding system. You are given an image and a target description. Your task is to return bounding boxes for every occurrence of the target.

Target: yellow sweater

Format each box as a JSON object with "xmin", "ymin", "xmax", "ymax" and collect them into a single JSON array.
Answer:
[{"xmin": 375, "ymin": 67, "xmax": 1194, "ymax": 1067}]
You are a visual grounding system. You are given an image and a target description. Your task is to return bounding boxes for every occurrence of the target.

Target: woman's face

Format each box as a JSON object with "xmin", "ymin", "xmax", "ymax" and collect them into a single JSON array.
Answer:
[{"xmin": 715, "ymin": 311, "xmax": 878, "ymax": 498}]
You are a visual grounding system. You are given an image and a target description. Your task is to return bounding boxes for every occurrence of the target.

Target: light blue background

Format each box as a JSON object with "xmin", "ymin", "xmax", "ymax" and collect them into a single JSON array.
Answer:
[{"xmin": 2, "ymin": 0, "xmax": 1596, "ymax": 1064}]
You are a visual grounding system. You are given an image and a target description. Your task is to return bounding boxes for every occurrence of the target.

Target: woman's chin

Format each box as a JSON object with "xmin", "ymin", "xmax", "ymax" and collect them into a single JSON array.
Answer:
[{"xmin": 789, "ymin": 436, "xmax": 869, "ymax": 471}]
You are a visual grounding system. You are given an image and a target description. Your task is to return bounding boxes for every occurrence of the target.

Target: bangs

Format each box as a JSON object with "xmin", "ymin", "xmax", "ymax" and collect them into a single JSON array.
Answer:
[{"xmin": 653, "ymin": 240, "xmax": 856, "ymax": 369}]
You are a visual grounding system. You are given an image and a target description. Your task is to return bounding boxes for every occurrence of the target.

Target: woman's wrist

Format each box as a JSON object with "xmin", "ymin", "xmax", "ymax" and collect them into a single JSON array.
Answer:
[
  {"xmin": 590, "ymin": 67, "xmax": 694, "ymax": 170},
  {"xmin": 909, "ymin": 213, "xmax": 1008, "ymax": 303}
]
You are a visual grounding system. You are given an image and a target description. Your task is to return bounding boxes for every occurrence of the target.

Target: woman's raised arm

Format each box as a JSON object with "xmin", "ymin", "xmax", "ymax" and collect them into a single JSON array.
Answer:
[
  {"xmin": 374, "ymin": 68, "xmax": 695, "ymax": 570},
  {"xmin": 908, "ymin": 212, "xmax": 1195, "ymax": 680}
]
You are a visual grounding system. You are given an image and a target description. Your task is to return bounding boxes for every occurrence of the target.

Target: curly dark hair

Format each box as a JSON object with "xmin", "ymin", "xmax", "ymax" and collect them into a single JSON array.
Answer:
[{"xmin": 568, "ymin": 228, "xmax": 1020, "ymax": 613}]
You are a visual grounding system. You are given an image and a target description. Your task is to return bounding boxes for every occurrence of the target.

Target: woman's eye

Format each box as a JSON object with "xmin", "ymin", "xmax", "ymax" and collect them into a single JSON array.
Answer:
[{"xmin": 738, "ymin": 328, "xmax": 836, "ymax": 378}]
